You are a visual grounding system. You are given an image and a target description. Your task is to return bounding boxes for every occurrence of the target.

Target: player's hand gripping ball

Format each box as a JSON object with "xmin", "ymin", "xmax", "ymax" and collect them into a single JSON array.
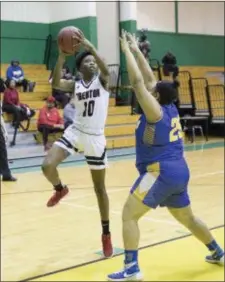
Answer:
[{"xmin": 57, "ymin": 26, "xmax": 84, "ymax": 55}]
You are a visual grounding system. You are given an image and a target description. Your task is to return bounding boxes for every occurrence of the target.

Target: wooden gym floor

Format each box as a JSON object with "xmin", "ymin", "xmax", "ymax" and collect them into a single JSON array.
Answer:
[{"xmin": 1, "ymin": 140, "xmax": 224, "ymax": 281}]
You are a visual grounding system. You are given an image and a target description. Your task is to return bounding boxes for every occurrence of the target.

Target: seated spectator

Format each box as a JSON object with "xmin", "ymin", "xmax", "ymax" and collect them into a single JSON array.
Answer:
[
  {"xmin": 63, "ymin": 98, "xmax": 75, "ymax": 129},
  {"xmin": 62, "ymin": 66, "xmax": 73, "ymax": 80},
  {"xmin": 6, "ymin": 60, "xmax": 29, "ymax": 92},
  {"xmin": 48, "ymin": 65, "xmax": 73, "ymax": 83},
  {"xmin": 0, "ymin": 77, "xmax": 6, "ymax": 93},
  {"xmin": 37, "ymin": 96, "xmax": 64, "ymax": 151},
  {"xmin": 2, "ymin": 80, "xmax": 35, "ymax": 128},
  {"xmin": 138, "ymin": 30, "xmax": 151, "ymax": 60},
  {"xmin": 162, "ymin": 51, "xmax": 179, "ymax": 80},
  {"xmin": 49, "ymin": 65, "xmax": 73, "ymax": 108},
  {"xmin": 75, "ymin": 71, "xmax": 82, "ymax": 81}
]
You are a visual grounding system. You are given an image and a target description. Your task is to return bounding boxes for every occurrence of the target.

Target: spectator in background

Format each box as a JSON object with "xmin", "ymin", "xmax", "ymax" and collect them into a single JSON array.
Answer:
[
  {"xmin": 37, "ymin": 96, "xmax": 64, "ymax": 151},
  {"xmin": 162, "ymin": 51, "xmax": 179, "ymax": 80},
  {"xmin": 3, "ymin": 80, "xmax": 35, "ymax": 128},
  {"xmin": 49, "ymin": 65, "xmax": 73, "ymax": 83},
  {"xmin": 0, "ymin": 77, "xmax": 6, "ymax": 93},
  {"xmin": 0, "ymin": 86, "xmax": 17, "ymax": 182},
  {"xmin": 62, "ymin": 66, "xmax": 73, "ymax": 80},
  {"xmin": 49, "ymin": 65, "xmax": 73, "ymax": 108},
  {"xmin": 6, "ymin": 60, "xmax": 29, "ymax": 92},
  {"xmin": 75, "ymin": 71, "xmax": 82, "ymax": 81},
  {"xmin": 63, "ymin": 97, "xmax": 75, "ymax": 129},
  {"xmin": 0, "ymin": 112, "xmax": 17, "ymax": 182},
  {"xmin": 138, "ymin": 30, "xmax": 151, "ymax": 60}
]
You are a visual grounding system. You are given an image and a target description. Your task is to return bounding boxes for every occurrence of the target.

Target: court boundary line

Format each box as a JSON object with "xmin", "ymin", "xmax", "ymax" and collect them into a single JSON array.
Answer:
[
  {"xmin": 2, "ymin": 170, "xmax": 223, "ymax": 196},
  {"xmin": 21, "ymin": 224, "xmax": 224, "ymax": 282}
]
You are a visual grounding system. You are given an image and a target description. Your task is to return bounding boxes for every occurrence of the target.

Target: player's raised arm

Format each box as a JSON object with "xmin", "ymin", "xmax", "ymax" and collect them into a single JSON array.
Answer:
[
  {"xmin": 81, "ymin": 37, "xmax": 110, "ymax": 86},
  {"xmin": 120, "ymin": 30, "xmax": 162, "ymax": 123},
  {"xmin": 127, "ymin": 33, "xmax": 157, "ymax": 92},
  {"xmin": 52, "ymin": 51, "xmax": 75, "ymax": 93}
]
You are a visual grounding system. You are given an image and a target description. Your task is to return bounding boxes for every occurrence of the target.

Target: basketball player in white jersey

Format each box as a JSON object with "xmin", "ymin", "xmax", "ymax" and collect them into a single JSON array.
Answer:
[{"xmin": 41, "ymin": 36, "xmax": 113, "ymax": 258}]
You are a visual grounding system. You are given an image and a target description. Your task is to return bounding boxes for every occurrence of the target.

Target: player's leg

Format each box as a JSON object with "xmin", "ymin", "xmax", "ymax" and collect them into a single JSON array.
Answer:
[
  {"xmin": 168, "ymin": 205, "xmax": 224, "ymax": 264},
  {"xmin": 84, "ymin": 134, "xmax": 112, "ymax": 258},
  {"xmin": 108, "ymin": 172, "xmax": 166, "ymax": 281},
  {"xmin": 42, "ymin": 144, "xmax": 70, "ymax": 207},
  {"xmin": 42, "ymin": 125, "xmax": 77, "ymax": 207},
  {"xmin": 122, "ymin": 193, "xmax": 149, "ymax": 251},
  {"xmin": 90, "ymin": 168, "xmax": 113, "ymax": 257},
  {"xmin": 108, "ymin": 194, "xmax": 149, "ymax": 281},
  {"xmin": 90, "ymin": 168, "xmax": 109, "ymax": 225}
]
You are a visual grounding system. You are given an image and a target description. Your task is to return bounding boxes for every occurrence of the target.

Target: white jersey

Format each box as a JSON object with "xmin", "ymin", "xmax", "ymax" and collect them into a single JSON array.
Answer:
[{"xmin": 72, "ymin": 75, "xmax": 109, "ymax": 135}]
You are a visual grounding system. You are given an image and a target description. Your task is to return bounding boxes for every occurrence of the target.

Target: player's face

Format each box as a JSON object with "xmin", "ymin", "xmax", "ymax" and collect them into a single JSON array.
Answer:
[{"xmin": 80, "ymin": 55, "xmax": 97, "ymax": 75}]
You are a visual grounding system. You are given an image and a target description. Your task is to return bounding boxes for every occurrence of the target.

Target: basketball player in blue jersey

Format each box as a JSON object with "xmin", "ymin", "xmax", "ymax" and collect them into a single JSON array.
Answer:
[{"xmin": 107, "ymin": 31, "xmax": 224, "ymax": 281}]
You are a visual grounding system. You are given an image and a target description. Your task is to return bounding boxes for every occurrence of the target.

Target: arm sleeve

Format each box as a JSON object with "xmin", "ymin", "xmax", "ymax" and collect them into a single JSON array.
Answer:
[{"xmin": 6, "ymin": 67, "xmax": 13, "ymax": 80}]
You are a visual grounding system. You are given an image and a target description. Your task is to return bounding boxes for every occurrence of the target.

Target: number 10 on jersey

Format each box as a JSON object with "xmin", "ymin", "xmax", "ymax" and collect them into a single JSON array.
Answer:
[{"xmin": 83, "ymin": 100, "xmax": 95, "ymax": 117}]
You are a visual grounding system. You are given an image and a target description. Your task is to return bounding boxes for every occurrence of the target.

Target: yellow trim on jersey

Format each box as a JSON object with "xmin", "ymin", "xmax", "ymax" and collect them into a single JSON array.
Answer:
[
  {"xmin": 147, "ymin": 162, "xmax": 160, "ymax": 173},
  {"xmin": 133, "ymin": 188, "xmax": 149, "ymax": 202},
  {"xmin": 133, "ymin": 171, "xmax": 160, "ymax": 201}
]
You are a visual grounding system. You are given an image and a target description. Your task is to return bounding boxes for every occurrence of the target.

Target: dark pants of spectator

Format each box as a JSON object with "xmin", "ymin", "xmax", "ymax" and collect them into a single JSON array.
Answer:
[
  {"xmin": 2, "ymin": 104, "xmax": 22, "ymax": 128},
  {"xmin": 38, "ymin": 125, "xmax": 63, "ymax": 146},
  {"xmin": 0, "ymin": 127, "xmax": 11, "ymax": 178},
  {"xmin": 52, "ymin": 89, "xmax": 70, "ymax": 108},
  {"xmin": 163, "ymin": 64, "xmax": 179, "ymax": 79},
  {"xmin": 6, "ymin": 79, "xmax": 29, "ymax": 92}
]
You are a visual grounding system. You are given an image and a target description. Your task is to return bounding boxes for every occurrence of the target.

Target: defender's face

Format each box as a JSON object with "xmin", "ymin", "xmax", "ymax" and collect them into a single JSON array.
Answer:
[{"xmin": 80, "ymin": 55, "xmax": 97, "ymax": 75}]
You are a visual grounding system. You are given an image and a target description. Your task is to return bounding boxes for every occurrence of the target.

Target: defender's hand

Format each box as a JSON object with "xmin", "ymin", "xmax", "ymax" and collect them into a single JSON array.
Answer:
[
  {"xmin": 120, "ymin": 30, "xmax": 130, "ymax": 53},
  {"xmin": 126, "ymin": 33, "xmax": 139, "ymax": 53}
]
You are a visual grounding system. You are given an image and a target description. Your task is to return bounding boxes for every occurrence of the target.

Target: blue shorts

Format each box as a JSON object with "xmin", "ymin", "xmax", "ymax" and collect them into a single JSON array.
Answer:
[{"xmin": 130, "ymin": 160, "xmax": 190, "ymax": 209}]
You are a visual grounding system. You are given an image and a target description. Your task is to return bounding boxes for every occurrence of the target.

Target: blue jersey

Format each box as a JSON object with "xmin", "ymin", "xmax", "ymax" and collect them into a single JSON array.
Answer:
[{"xmin": 135, "ymin": 104, "xmax": 184, "ymax": 174}]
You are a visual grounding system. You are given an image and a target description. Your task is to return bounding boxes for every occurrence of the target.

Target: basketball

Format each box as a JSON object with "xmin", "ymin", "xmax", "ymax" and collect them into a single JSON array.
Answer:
[{"xmin": 57, "ymin": 26, "xmax": 84, "ymax": 55}]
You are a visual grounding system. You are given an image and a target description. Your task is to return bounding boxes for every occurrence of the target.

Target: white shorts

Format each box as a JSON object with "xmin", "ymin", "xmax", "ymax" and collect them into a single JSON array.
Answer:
[{"xmin": 54, "ymin": 124, "xmax": 107, "ymax": 170}]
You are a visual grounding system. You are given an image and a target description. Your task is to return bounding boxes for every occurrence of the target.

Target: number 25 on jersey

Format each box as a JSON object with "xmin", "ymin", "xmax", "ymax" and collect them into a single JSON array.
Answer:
[{"xmin": 169, "ymin": 117, "xmax": 183, "ymax": 142}]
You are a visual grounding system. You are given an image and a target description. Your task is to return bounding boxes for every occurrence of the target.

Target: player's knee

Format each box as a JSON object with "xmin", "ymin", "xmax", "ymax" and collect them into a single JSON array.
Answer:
[
  {"xmin": 41, "ymin": 157, "xmax": 56, "ymax": 174},
  {"xmin": 122, "ymin": 201, "xmax": 134, "ymax": 222}
]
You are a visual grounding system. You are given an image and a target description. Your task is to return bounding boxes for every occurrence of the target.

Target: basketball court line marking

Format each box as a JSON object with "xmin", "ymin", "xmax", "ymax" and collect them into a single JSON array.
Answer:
[
  {"xmin": 62, "ymin": 170, "xmax": 224, "ymax": 202},
  {"xmin": 3, "ymin": 169, "xmax": 222, "ymax": 197},
  {"xmin": 3, "ymin": 167, "xmax": 223, "ymax": 280},
  {"xmin": 60, "ymin": 201, "xmax": 181, "ymax": 227},
  {"xmin": 22, "ymin": 225, "xmax": 224, "ymax": 282}
]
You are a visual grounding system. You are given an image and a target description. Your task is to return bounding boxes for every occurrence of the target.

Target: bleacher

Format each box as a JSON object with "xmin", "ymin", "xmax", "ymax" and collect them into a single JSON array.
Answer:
[
  {"xmin": 177, "ymin": 66, "xmax": 224, "ymax": 122},
  {"xmin": 1, "ymin": 62, "xmax": 224, "ymax": 156},
  {"xmin": 1, "ymin": 63, "xmax": 139, "ymax": 150}
]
